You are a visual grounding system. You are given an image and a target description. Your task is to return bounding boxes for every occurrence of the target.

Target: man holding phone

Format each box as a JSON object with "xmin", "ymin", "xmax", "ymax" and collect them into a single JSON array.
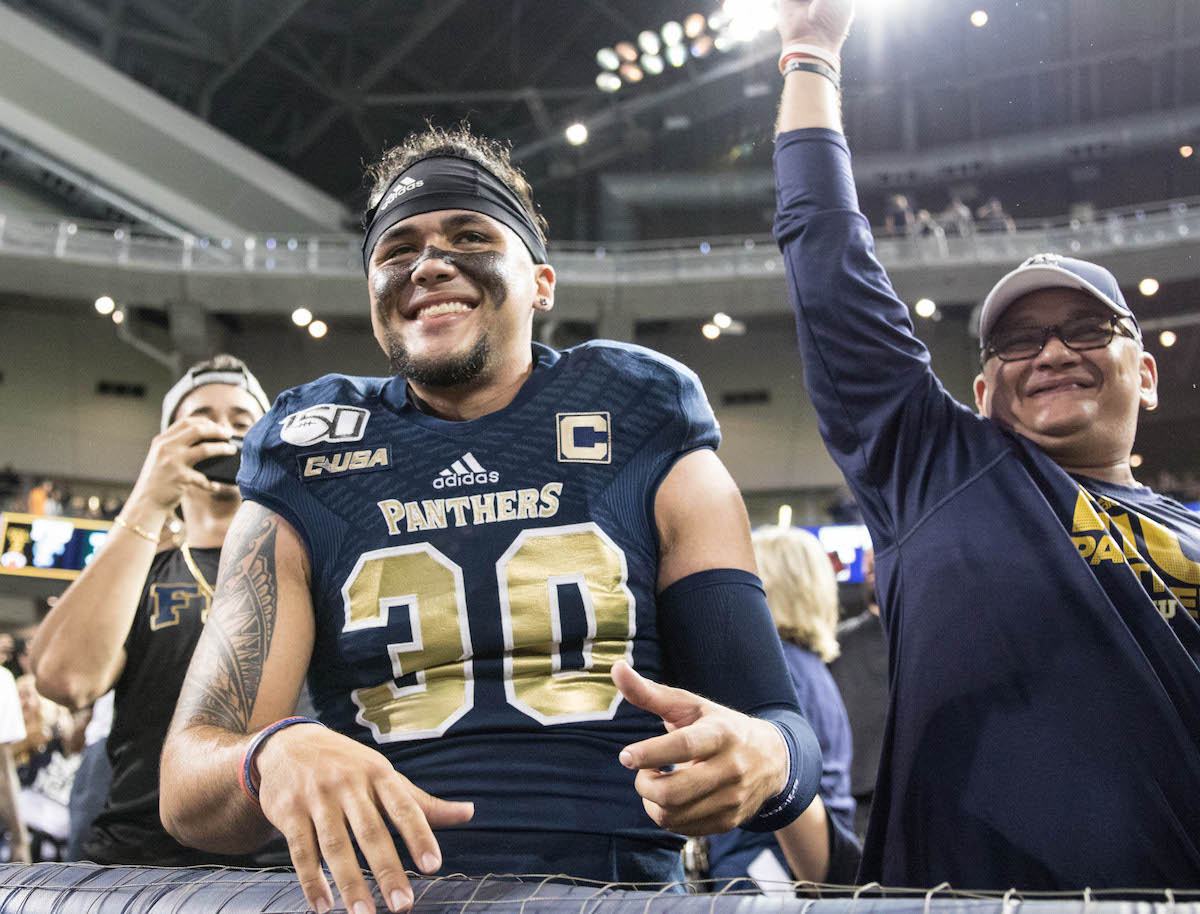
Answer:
[{"xmin": 30, "ymin": 355, "xmax": 278, "ymax": 864}]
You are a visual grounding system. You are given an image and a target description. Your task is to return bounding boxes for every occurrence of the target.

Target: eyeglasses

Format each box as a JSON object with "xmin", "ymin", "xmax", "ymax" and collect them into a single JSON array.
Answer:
[{"xmin": 981, "ymin": 315, "xmax": 1139, "ymax": 363}]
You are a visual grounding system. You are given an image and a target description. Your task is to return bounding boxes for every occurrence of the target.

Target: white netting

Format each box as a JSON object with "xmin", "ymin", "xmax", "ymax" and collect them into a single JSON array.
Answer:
[{"xmin": 0, "ymin": 864, "xmax": 1197, "ymax": 914}]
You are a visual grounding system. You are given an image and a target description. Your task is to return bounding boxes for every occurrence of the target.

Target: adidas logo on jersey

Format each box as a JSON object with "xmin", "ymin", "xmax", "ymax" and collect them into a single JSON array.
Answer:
[{"xmin": 433, "ymin": 452, "xmax": 499, "ymax": 489}]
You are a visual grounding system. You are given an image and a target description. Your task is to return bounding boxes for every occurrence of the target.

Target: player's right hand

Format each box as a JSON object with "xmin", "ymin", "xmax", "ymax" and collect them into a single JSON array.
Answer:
[
  {"xmin": 254, "ymin": 723, "xmax": 475, "ymax": 914},
  {"xmin": 126, "ymin": 417, "xmax": 237, "ymax": 512},
  {"xmin": 778, "ymin": 0, "xmax": 854, "ymax": 54}
]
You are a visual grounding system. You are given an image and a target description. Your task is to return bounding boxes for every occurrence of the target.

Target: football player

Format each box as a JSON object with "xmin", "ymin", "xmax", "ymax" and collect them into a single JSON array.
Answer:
[{"xmin": 161, "ymin": 126, "xmax": 825, "ymax": 913}]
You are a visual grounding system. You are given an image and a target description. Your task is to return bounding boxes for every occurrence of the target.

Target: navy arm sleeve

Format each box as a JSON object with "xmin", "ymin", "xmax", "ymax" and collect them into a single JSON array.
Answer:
[
  {"xmin": 657, "ymin": 569, "xmax": 823, "ymax": 829},
  {"xmin": 773, "ymin": 129, "xmax": 1006, "ymax": 547}
]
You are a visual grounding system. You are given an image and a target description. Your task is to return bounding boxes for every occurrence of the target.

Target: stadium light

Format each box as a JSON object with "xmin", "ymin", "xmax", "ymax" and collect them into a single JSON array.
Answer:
[
  {"xmin": 565, "ymin": 122, "xmax": 589, "ymax": 146},
  {"xmin": 713, "ymin": 311, "xmax": 733, "ymax": 329},
  {"xmin": 970, "ymin": 10, "xmax": 988, "ymax": 27},
  {"xmin": 291, "ymin": 307, "xmax": 313, "ymax": 327},
  {"xmin": 619, "ymin": 63, "xmax": 644, "ymax": 82},
  {"xmin": 641, "ymin": 53, "xmax": 665, "ymax": 75},
  {"xmin": 308, "ymin": 320, "xmax": 328, "ymax": 339},
  {"xmin": 684, "ymin": 12, "xmax": 707, "ymax": 38},
  {"xmin": 596, "ymin": 48, "xmax": 620, "ymax": 70},
  {"xmin": 111, "ymin": 310, "xmax": 125, "ymax": 324},
  {"xmin": 778, "ymin": 504, "xmax": 793, "ymax": 528},
  {"xmin": 596, "ymin": 72, "xmax": 621, "ymax": 92},
  {"xmin": 914, "ymin": 298, "xmax": 937, "ymax": 317},
  {"xmin": 638, "ymin": 30, "xmax": 661, "ymax": 55},
  {"xmin": 702, "ymin": 322, "xmax": 721, "ymax": 339},
  {"xmin": 1130, "ymin": 453, "xmax": 1144, "ymax": 468},
  {"xmin": 1181, "ymin": 145, "xmax": 1194, "ymax": 158},
  {"xmin": 615, "ymin": 41, "xmax": 638, "ymax": 62},
  {"xmin": 1139, "ymin": 277, "xmax": 1159, "ymax": 296},
  {"xmin": 661, "ymin": 21, "xmax": 685, "ymax": 46},
  {"xmin": 94, "ymin": 296, "xmax": 115, "ymax": 315},
  {"xmin": 1159, "ymin": 330, "xmax": 1177, "ymax": 347}
]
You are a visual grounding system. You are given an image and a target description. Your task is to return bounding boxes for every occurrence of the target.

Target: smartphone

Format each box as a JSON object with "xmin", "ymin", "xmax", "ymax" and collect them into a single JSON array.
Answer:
[{"xmin": 194, "ymin": 436, "xmax": 244, "ymax": 485}]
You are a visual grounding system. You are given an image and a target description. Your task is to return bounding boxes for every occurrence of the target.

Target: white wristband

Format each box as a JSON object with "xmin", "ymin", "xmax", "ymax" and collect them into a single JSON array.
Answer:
[{"xmin": 779, "ymin": 41, "xmax": 841, "ymax": 73}]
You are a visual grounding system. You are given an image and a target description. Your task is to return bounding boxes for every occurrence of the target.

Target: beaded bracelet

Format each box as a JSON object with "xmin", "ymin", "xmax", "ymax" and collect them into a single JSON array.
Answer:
[{"xmin": 238, "ymin": 716, "xmax": 324, "ymax": 804}]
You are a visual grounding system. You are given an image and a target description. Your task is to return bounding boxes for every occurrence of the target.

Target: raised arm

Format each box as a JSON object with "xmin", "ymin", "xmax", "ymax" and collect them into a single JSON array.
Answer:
[
  {"xmin": 30, "ymin": 417, "xmax": 237, "ymax": 710},
  {"xmin": 160, "ymin": 501, "xmax": 473, "ymax": 914},
  {"xmin": 773, "ymin": 0, "xmax": 995, "ymax": 541}
]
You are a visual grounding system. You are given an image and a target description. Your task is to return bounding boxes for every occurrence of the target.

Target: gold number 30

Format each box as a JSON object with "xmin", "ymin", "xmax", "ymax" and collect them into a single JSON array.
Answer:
[{"xmin": 342, "ymin": 523, "xmax": 636, "ymax": 743}]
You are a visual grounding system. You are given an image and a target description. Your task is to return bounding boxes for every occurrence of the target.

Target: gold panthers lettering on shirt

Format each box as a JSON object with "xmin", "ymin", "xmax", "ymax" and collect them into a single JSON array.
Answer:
[{"xmin": 377, "ymin": 483, "xmax": 563, "ymax": 535}]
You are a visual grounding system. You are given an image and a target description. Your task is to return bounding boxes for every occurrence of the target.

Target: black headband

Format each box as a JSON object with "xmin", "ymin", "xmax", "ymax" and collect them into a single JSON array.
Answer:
[{"xmin": 362, "ymin": 155, "xmax": 548, "ymax": 273}]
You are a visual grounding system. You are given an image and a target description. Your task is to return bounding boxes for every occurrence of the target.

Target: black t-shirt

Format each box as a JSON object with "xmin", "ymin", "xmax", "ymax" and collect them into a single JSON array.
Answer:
[{"xmin": 82, "ymin": 547, "xmax": 289, "ymax": 866}]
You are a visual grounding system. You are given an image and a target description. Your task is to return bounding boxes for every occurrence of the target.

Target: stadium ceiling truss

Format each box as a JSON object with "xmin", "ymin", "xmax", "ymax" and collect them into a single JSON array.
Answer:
[{"xmin": 5, "ymin": 0, "xmax": 1200, "ymax": 210}]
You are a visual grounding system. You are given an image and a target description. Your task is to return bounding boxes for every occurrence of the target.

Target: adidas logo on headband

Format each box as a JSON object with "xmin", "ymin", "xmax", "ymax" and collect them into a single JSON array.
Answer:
[{"xmin": 379, "ymin": 176, "xmax": 425, "ymax": 212}]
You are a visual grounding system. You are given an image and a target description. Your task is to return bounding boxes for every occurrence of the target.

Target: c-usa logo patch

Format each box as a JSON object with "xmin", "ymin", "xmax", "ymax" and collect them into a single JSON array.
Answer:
[{"xmin": 279, "ymin": 404, "xmax": 369, "ymax": 447}]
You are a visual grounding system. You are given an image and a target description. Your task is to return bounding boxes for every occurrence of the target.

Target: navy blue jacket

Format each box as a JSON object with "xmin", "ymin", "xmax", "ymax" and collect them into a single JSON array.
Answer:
[{"xmin": 775, "ymin": 128, "xmax": 1200, "ymax": 890}]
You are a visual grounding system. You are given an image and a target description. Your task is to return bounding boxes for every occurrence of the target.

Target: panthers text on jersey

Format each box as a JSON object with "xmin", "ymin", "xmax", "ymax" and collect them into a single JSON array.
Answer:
[{"xmin": 239, "ymin": 341, "xmax": 720, "ymax": 841}]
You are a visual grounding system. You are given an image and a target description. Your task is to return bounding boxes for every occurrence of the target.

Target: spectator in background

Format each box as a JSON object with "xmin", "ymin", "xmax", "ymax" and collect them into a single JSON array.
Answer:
[
  {"xmin": 829, "ymin": 550, "xmax": 888, "ymax": 840},
  {"xmin": 976, "ymin": 197, "xmax": 1017, "ymax": 233},
  {"xmin": 65, "ymin": 691, "xmax": 112, "ymax": 861},
  {"xmin": 883, "ymin": 193, "xmax": 915, "ymax": 236},
  {"xmin": 0, "ymin": 467, "xmax": 19, "ymax": 512},
  {"xmin": 914, "ymin": 209, "xmax": 948, "ymax": 257},
  {"xmin": 0, "ymin": 664, "xmax": 31, "ymax": 862},
  {"xmin": 939, "ymin": 195, "xmax": 974, "ymax": 238},
  {"xmin": 30, "ymin": 355, "xmax": 281, "ymax": 866},
  {"xmin": 26, "ymin": 481, "xmax": 51, "ymax": 516},
  {"xmin": 708, "ymin": 527, "xmax": 860, "ymax": 886}
]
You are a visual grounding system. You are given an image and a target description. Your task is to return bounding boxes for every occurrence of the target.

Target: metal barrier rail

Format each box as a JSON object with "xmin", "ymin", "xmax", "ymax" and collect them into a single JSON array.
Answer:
[{"xmin": 1, "ymin": 197, "xmax": 1198, "ymax": 287}]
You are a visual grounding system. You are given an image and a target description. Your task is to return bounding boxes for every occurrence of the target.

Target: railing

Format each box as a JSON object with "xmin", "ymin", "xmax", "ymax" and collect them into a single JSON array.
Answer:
[{"xmin": 1, "ymin": 196, "xmax": 1199, "ymax": 286}]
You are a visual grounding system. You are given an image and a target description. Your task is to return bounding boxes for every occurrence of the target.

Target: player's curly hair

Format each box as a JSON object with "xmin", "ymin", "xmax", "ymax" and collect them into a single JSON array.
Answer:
[
  {"xmin": 363, "ymin": 124, "xmax": 548, "ymax": 244},
  {"xmin": 751, "ymin": 527, "xmax": 841, "ymax": 663}
]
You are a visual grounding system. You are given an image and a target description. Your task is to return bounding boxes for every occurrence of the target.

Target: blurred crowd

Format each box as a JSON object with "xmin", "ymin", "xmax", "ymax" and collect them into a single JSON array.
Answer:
[{"xmin": 0, "ymin": 467, "xmax": 127, "ymax": 521}]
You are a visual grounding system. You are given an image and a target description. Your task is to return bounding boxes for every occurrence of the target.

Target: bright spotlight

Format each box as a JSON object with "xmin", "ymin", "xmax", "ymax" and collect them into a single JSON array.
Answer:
[
  {"xmin": 641, "ymin": 53, "xmax": 665, "ymax": 75},
  {"xmin": 723, "ymin": 0, "xmax": 776, "ymax": 42},
  {"xmin": 618, "ymin": 63, "xmax": 644, "ymax": 82},
  {"xmin": 638, "ymin": 30, "xmax": 661, "ymax": 55},
  {"xmin": 713, "ymin": 312, "xmax": 733, "ymax": 329},
  {"xmin": 1139, "ymin": 277, "xmax": 1159, "ymax": 296},
  {"xmin": 970, "ymin": 9, "xmax": 988, "ymax": 27},
  {"xmin": 94, "ymin": 296, "xmax": 115, "ymax": 315},
  {"xmin": 661, "ymin": 21, "xmax": 685, "ymax": 46},
  {"xmin": 596, "ymin": 47, "xmax": 620, "ymax": 70},
  {"xmin": 308, "ymin": 319, "xmax": 328, "ymax": 339},
  {"xmin": 111, "ymin": 310, "xmax": 125, "ymax": 324},
  {"xmin": 615, "ymin": 41, "xmax": 638, "ymax": 62},
  {"xmin": 291, "ymin": 307, "xmax": 313, "ymax": 327},
  {"xmin": 666, "ymin": 44, "xmax": 688, "ymax": 67},
  {"xmin": 1129, "ymin": 453, "xmax": 1143, "ymax": 468},
  {"xmin": 1181, "ymin": 145, "xmax": 1194, "ymax": 158},
  {"xmin": 684, "ymin": 12, "xmax": 707, "ymax": 38},
  {"xmin": 596, "ymin": 72, "xmax": 621, "ymax": 92},
  {"xmin": 702, "ymin": 323, "xmax": 721, "ymax": 340},
  {"xmin": 565, "ymin": 122, "xmax": 589, "ymax": 146},
  {"xmin": 914, "ymin": 298, "xmax": 937, "ymax": 318},
  {"xmin": 1159, "ymin": 330, "xmax": 1177, "ymax": 347},
  {"xmin": 777, "ymin": 504, "xmax": 793, "ymax": 528},
  {"xmin": 691, "ymin": 35, "xmax": 714, "ymax": 56}
]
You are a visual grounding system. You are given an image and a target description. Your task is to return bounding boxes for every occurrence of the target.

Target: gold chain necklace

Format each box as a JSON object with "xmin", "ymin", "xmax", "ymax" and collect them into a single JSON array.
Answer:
[{"xmin": 179, "ymin": 542, "xmax": 215, "ymax": 601}]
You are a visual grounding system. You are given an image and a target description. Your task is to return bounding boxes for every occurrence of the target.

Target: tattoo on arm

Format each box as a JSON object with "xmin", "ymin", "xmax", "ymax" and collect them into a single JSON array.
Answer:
[{"xmin": 176, "ymin": 505, "xmax": 280, "ymax": 733}]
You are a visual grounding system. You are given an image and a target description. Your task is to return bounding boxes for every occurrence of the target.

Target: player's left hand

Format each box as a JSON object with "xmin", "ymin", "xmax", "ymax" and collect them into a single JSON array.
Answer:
[{"xmin": 612, "ymin": 660, "xmax": 789, "ymax": 835}]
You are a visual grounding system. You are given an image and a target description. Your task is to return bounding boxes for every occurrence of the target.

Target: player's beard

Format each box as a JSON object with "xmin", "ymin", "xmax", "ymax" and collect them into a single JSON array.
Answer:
[{"xmin": 385, "ymin": 330, "xmax": 492, "ymax": 388}]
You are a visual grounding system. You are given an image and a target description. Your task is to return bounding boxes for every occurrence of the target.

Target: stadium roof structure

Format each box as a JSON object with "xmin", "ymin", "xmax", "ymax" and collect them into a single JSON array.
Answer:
[{"xmin": 3, "ymin": 0, "xmax": 1200, "ymax": 240}]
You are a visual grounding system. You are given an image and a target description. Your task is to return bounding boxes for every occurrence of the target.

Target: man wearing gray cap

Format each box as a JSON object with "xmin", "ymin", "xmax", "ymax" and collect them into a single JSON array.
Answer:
[
  {"xmin": 30, "ymin": 355, "xmax": 287, "ymax": 865},
  {"xmin": 772, "ymin": 0, "xmax": 1200, "ymax": 890}
]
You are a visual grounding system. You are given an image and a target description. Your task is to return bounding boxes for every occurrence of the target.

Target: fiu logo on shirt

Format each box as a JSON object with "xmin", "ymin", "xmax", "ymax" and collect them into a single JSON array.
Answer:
[
  {"xmin": 300, "ymin": 447, "xmax": 391, "ymax": 480},
  {"xmin": 280, "ymin": 404, "xmax": 369, "ymax": 447},
  {"xmin": 149, "ymin": 584, "xmax": 209, "ymax": 630},
  {"xmin": 557, "ymin": 412, "xmax": 610, "ymax": 464}
]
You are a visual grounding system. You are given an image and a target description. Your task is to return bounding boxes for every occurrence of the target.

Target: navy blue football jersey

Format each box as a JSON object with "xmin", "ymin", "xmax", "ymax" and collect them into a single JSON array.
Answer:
[{"xmin": 239, "ymin": 341, "xmax": 719, "ymax": 841}]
